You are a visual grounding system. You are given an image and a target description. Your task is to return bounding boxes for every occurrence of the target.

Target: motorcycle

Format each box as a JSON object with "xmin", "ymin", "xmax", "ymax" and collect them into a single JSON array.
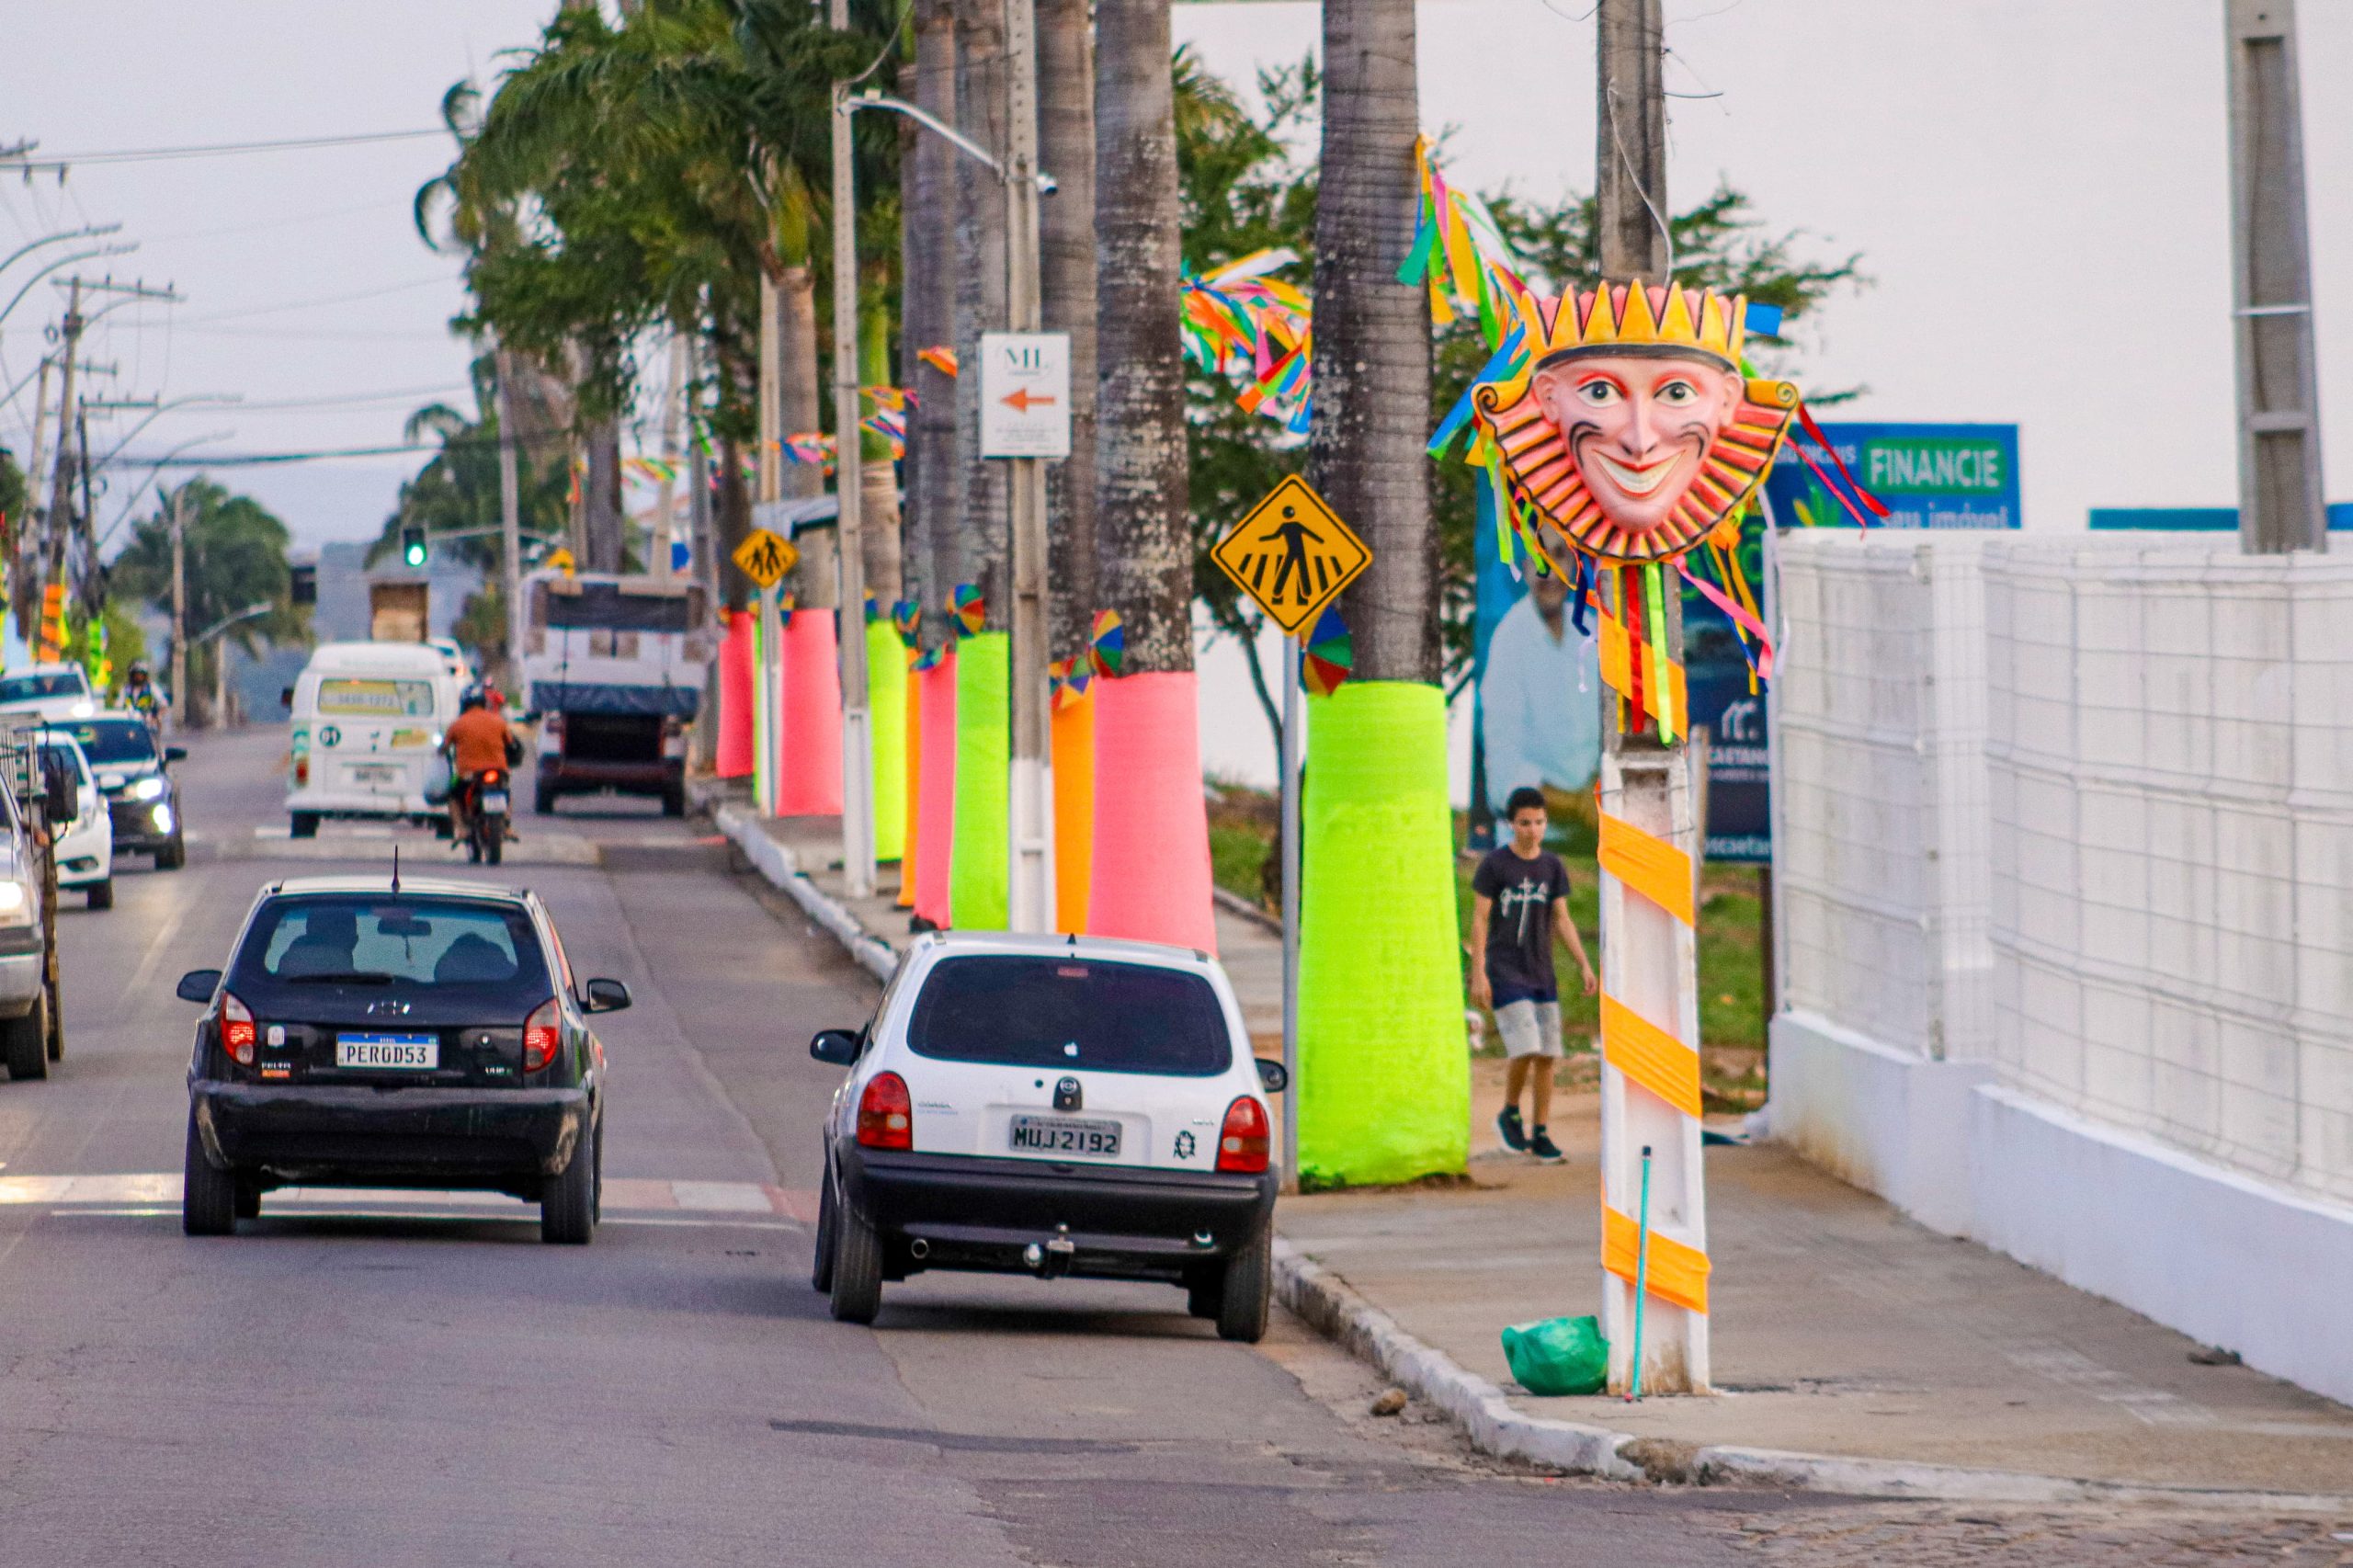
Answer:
[{"xmin": 464, "ymin": 767, "xmax": 511, "ymax": 866}]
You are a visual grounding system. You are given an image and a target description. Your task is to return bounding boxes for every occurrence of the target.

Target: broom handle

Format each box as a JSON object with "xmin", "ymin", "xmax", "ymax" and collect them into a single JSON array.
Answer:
[{"xmin": 1628, "ymin": 1144, "xmax": 1653, "ymax": 1401}]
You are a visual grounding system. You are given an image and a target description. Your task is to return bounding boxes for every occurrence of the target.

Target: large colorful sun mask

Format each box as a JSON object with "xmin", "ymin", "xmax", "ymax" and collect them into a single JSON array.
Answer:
[{"xmin": 1472, "ymin": 281, "xmax": 1799, "ymax": 566}]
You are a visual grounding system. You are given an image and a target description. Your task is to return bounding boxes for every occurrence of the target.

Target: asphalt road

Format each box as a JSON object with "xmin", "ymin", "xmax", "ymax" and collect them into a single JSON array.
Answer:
[{"xmin": 0, "ymin": 730, "xmax": 2336, "ymax": 1567}]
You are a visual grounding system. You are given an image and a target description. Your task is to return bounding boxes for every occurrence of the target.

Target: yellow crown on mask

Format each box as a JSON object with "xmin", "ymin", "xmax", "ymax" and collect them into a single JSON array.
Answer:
[{"xmin": 1514, "ymin": 280, "xmax": 1748, "ymax": 369}]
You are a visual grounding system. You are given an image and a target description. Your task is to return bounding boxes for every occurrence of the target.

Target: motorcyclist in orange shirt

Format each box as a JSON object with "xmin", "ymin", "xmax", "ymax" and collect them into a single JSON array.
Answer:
[{"xmin": 443, "ymin": 692, "xmax": 519, "ymax": 840}]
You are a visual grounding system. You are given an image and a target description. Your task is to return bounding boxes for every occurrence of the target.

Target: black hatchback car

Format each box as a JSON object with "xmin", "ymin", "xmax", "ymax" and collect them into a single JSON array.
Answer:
[
  {"xmin": 177, "ymin": 875, "xmax": 628, "ymax": 1242},
  {"xmin": 48, "ymin": 714, "xmax": 187, "ymax": 868}
]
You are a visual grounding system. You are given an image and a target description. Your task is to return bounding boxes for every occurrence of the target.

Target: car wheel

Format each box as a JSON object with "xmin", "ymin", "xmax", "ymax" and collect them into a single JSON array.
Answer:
[
  {"xmin": 535, "ymin": 781, "xmax": 558, "ymax": 815},
  {"xmin": 156, "ymin": 835, "xmax": 187, "ymax": 870},
  {"xmin": 85, "ymin": 879, "xmax": 112, "ymax": 911},
  {"xmin": 289, "ymin": 812, "xmax": 319, "ymax": 839},
  {"xmin": 182, "ymin": 1111, "xmax": 237, "ymax": 1236},
  {"xmin": 1186, "ymin": 1271, "xmax": 1221, "ymax": 1321},
  {"xmin": 827, "ymin": 1194, "xmax": 883, "ymax": 1324},
  {"xmin": 810, "ymin": 1164, "xmax": 837, "ymax": 1293},
  {"xmin": 3, "ymin": 997, "xmax": 47, "ymax": 1082},
  {"xmin": 1216, "ymin": 1221, "xmax": 1272, "ymax": 1344},
  {"xmin": 540, "ymin": 1119, "xmax": 596, "ymax": 1244},
  {"xmin": 233, "ymin": 1180, "xmax": 261, "ymax": 1221},
  {"xmin": 592, "ymin": 1110, "xmax": 604, "ymax": 1224},
  {"xmin": 661, "ymin": 784, "xmax": 686, "ymax": 818}
]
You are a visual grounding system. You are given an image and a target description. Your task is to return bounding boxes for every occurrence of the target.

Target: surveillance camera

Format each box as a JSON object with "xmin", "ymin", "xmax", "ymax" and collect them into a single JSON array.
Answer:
[{"xmin": 1034, "ymin": 173, "xmax": 1059, "ymax": 197}]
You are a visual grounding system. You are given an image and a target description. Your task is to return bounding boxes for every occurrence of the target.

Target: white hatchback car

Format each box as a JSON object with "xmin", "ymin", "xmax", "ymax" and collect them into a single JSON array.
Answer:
[{"xmin": 810, "ymin": 931, "xmax": 1283, "ymax": 1341}]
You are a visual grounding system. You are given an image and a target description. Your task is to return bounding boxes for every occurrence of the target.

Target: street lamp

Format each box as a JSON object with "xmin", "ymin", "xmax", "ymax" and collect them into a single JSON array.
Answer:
[{"xmin": 838, "ymin": 54, "xmax": 1056, "ymax": 928}]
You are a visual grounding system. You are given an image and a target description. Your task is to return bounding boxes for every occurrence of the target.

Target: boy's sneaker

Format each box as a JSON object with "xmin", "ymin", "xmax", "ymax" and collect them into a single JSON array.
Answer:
[
  {"xmin": 1529, "ymin": 1126, "xmax": 1565, "ymax": 1163},
  {"xmin": 1495, "ymin": 1105, "xmax": 1528, "ymax": 1153}
]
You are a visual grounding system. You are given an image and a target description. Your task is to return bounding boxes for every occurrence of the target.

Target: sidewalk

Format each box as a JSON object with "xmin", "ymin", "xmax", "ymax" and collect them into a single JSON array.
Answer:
[{"xmin": 704, "ymin": 782, "xmax": 2353, "ymax": 1506}]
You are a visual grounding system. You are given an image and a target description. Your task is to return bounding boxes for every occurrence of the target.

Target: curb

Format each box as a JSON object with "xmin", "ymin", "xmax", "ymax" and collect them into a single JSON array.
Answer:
[{"xmin": 692, "ymin": 777, "xmax": 2353, "ymax": 1515}]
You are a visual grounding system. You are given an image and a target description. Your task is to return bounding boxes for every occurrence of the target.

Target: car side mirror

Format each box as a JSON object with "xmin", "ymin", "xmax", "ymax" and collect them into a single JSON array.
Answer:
[
  {"xmin": 1255, "ymin": 1058, "xmax": 1289, "ymax": 1094},
  {"xmin": 581, "ymin": 978, "xmax": 631, "ymax": 1014},
  {"xmin": 164, "ymin": 746, "xmax": 188, "ymax": 766},
  {"xmin": 43, "ymin": 773, "xmax": 74, "ymax": 824},
  {"xmin": 809, "ymin": 1028, "xmax": 862, "ymax": 1066},
  {"xmin": 176, "ymin": 969, "xmax": 222, "ymax": 1004}
]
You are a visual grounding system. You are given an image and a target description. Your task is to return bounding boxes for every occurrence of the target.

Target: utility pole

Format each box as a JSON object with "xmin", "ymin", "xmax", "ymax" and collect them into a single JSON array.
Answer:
[
  {"xmin": 831, "ymin": 0, "xmax": 877, "ymax": 899},
  {"xmin": 495, "ymin": 347, "xmax": 526, "ymax": 689},
  {"xmin": 40, "ymin": 279, "xmax": 86, "ymax": 654},
  {"xmin": 1001, "ymin": 0, "xmax": 1052, "ymax": 933},
  {"xmin": 170, "ymin": 484, "xmax": 188, "ymax": 734},
  {"xmin": 1593, "ymin": 0, "xmax": 1709, "ymax": 1397},
  {"xmin": 2225, "ymin": 0, "xmax": 2325, "ymax": 554}
]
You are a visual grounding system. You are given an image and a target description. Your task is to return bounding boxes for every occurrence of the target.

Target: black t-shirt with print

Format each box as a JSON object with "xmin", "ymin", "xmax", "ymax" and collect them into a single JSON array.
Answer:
[{"xmin": 1472, "ymin": 846, "xmax": 1574, "ymax": 996}]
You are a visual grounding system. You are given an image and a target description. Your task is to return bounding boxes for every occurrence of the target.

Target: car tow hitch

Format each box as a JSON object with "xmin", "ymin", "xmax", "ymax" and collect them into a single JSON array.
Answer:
[{"xmin": 1022, "ymin": 1226, "xmax": 1076, "ymax": 1278}]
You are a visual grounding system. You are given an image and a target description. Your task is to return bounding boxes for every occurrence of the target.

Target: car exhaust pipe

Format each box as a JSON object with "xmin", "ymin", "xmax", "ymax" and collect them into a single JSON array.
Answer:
[{"xmin": 908, "ymin": 1237, "xmax": 930, "ymax": 1261}]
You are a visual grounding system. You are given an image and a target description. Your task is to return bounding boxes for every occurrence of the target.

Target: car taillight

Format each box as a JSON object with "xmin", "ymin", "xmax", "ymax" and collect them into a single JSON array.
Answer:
[
  {"xmin": 293, "ymin": 757, "xmax": 309, "ymax": 786},
  {"xmin": 221, "ymin": 993, "xmax": 258, "ymax": 1066},
  {"xmin": 857, "ymin": 1072, "xmax": 913, "ymax": 1151},
  {"xmin": 1217, "ymin": 1096, "xmax": 1270, "ymax": 1174},
  {"xmin": 523, "ymin": 997, "xmax": 561, "ymax": 1072}
]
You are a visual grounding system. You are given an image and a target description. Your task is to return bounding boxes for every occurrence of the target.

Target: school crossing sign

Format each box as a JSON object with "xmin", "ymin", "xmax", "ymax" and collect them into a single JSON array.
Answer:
[
  {"xmin": 732, "ymin": 528, "xmax": 800, "ymax": 589},
  {"xmin": 1211, "ymin": 474, "xmax": 1371, "ymax": 638}
]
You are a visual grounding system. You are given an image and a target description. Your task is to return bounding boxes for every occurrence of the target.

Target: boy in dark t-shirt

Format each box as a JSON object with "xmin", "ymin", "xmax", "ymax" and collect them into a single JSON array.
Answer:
[{"xmin": 1470, "ymin": 787, "xmax": 1597, "ymax": 1161}]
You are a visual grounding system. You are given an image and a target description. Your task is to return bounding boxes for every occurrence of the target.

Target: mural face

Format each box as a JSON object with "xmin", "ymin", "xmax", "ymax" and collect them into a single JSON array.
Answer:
[
  {"xmin": 1472, "ymin": 283, "xmax": 1798, "ymax": 566},
  {"xmin": 1529, "ymin": 352, "xmax": 1747, "ymax": 541}
]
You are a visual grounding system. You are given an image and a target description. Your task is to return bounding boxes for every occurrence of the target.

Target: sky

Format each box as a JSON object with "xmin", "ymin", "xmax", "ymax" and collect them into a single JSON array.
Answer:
[{"xmin": 4, "ymin": 1, "xmax": 2349, "ymax": 788}]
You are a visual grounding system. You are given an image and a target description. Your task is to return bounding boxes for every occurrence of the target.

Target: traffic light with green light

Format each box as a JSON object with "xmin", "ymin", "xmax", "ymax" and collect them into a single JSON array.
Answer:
[{"xmin": 401, "ymin": 526, "xmax": 427, "ymax": 568}]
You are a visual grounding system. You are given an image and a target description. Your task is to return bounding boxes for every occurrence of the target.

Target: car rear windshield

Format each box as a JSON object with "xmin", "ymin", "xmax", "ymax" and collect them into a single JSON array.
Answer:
[
  {"xmin": 314, "ymin": 677, "xmax": 438, "ymax": 718},
  {"xmin": 904, "ymin": 955, "xmax": 1232, "ymax": 1076},
  {"xmin": 48, "ymin": 719, "xmax": 155, "ymax": 765},
  {"xmin": 0, "ymin": 672, "xmax": 85, "ymax": 702},
  {"xmin": 230, "ymin": 897, "xmax": 551, "ymax": 994}
]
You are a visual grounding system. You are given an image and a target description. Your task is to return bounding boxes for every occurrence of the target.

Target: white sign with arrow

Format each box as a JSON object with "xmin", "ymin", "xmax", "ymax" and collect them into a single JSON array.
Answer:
[{"xmin": 979, "ymin": 331, "xmax": 1071, "ymax": 460}]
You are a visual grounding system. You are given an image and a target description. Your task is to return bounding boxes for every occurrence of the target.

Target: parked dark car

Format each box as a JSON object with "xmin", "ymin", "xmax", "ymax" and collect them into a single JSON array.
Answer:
[
  {"xmin": 176, "ymin": 875, "xmax": 628, "ymax": 1242},
  {"xmin": 51, "ymin": 715, "xmax": 186, "ymax": 868}
]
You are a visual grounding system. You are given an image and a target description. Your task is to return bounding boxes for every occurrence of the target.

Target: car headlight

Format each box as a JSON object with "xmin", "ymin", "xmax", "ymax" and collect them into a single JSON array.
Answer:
[
  {"xmin": 152, "ymin": 804, "xmax": 175, "ymax": 834},
  {"xmin": 68, "ymin": 701, "xmax": 94, "ymax": 719},
  {"xmin": 0, "ymin": 881, "xmax": 31, "ymax": 928},
  {"xmin": 130, "ymin": 776, "xmax": 165, "ymax": 801}
]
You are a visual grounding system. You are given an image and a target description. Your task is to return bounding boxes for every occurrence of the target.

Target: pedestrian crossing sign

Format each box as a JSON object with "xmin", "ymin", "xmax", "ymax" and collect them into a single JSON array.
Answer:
[
  {"xmin": 732, "ymin": 528, "xmax": 799, "ymax": 589},
  {"xmin": 1211, "ymin": 474, "xmax": 1370, "ymax": 637}
]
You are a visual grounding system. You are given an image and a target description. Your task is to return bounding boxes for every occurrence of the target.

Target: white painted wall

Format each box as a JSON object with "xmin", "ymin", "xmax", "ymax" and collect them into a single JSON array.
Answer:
[{"xmin": 1766, "ymin": 532, "xmax": 2353, "ymax": 1405}]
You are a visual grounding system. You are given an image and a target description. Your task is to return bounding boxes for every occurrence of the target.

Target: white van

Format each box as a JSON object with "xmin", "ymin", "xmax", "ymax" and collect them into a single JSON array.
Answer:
[{"xmin": 284, "ymin": 642, "xmax": 460, "ymax": 837}]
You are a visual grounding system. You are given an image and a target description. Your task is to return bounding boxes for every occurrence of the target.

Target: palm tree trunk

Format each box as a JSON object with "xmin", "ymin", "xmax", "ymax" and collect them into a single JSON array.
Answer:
[
  {"xmin": 858, "ymin": 296, "xmax": 904, "ymax": 604},
  {"xmin": 1087, "ymin": 0, "xmax": 1212, "ymax": 952},
  {"xmin": 1038, "ymin": 0, "xmax": 1097, "ymax": 660},
  {"xmin": 1092, "ymin": 0, "xmax": 1188, "ymax": 674},
  {"xmin": 1293, "ymin": 0, "xmax": 1463, "ymax": 1187},
  {"xmin": 1039, "ymin": 0, "xmax": 1099, "ymax": 934},
  {"xmin": 777, "ymin": 258, "xmax": 836, "ymax": 605},
  {"xmin": 581, "ymin": 423, "xmax": 627, "ymax": 574},
  {"xmin": 906, "ymin": 0, "xmax": 958, "ymax": 659},
  {"xmin": 951, "ymin": 0, "xmax": 1010, "ymax": 621},
  {"xmin": 1310, "ymin": 0, "xmax": 1436, "ymax": 682}
]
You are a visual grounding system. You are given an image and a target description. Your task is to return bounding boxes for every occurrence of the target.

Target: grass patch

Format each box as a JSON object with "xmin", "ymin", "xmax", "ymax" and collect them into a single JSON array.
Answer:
[{"xmin": 1203, "ymin": 780, "xmax": 1767, "ymax": 1055}]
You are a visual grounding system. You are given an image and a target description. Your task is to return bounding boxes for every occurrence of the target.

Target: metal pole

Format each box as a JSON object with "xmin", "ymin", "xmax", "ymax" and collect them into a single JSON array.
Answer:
[
  {"xmin": 830, "ymin": 27, "xmax": 875, "ymax": 899},
  {"xmin": 169, "ymin": 485, "xmax": 188, "ymax": 735},
  {"xmin": 41, "ymin": 281, "xmax": 85, "ymax": 645},
  {"xmin": 494, "ymin": 347, "xmax": 525, "ymax": 691},
  {"xmin": 1002, "ymin": 0, "xmax": 1053, "ymax": 933},
  {"xmin": 2224, "ymin": 0, "xmax": 2325, "ymax": 554},
  {"xmin": 1279, "ymin": 632, "xmax": 1302, "ymax": 1185},
  {"xmin": 1594, "ymin": 0, "xmax": 1707, "ymax": 1398}
]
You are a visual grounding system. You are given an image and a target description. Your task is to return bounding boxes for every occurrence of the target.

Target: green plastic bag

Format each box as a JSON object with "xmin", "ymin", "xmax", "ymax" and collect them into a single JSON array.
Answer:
[{"xmin": 1501, "ymin": 1314, "xmax": 1608, "ymax": 1396}]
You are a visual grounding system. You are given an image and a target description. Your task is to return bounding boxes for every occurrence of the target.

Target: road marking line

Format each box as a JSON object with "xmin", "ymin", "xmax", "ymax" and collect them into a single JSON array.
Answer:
[
  {"xmin": 0, "ymin": 1174, "xmax": 812, "ymax": 1218},
  {"xmin": 54, "ymin": 1205, "xmax": 802, "ymax": 1231}
]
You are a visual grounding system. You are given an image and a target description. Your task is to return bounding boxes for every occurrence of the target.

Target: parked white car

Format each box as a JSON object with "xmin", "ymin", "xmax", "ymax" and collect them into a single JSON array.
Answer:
[
  {"xmin": 0, "ymin": 665, "xmax": 97, "ymax": 722},
  {"xmin": 31, "ymin": 729, "xmax": 112, "ymax": 908},
  {"xmin": 808, "ymin": 931, "xmax": 1283, "ymax": 1340},
  {"xmin": 284, "ymin": 642, "xmax": 461, "ymax": 836}
]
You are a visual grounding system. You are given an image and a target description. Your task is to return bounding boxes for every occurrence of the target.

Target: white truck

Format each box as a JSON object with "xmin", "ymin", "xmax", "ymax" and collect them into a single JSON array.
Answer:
[{"xmin": 519, "ymin": 572, "xmax": 710, "ymax": 817}]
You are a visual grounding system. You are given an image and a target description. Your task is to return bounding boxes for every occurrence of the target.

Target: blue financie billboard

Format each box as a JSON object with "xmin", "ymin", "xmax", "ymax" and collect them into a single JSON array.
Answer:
[{"xmin": 1469, "ymin": 423, "xmax": 2022, "ymax": 857}]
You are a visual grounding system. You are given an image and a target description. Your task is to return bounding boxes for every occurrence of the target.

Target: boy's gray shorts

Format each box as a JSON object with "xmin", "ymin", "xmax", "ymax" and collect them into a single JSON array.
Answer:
[{"xmin": 1495, "ymin": 997, "xmax": 1563, "ymax": 1060}]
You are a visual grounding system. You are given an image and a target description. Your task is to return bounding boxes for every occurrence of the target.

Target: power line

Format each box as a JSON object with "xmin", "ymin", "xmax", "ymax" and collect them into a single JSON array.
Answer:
[{"xmin": 0, "ymin": 129, "xmax": 444, "ymax": 172}]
